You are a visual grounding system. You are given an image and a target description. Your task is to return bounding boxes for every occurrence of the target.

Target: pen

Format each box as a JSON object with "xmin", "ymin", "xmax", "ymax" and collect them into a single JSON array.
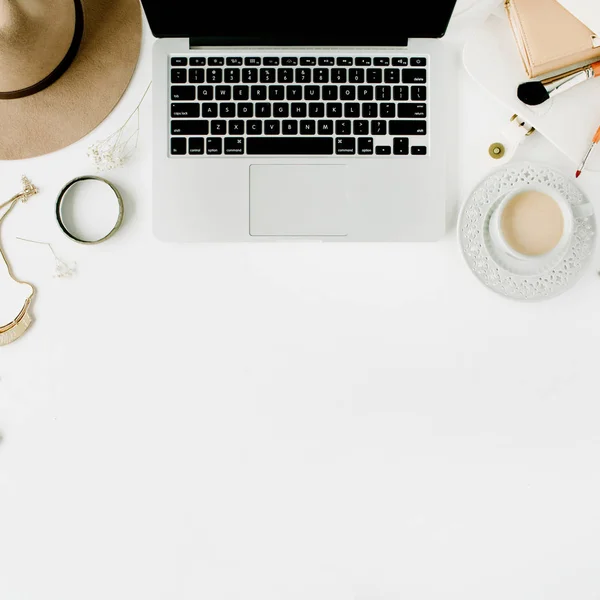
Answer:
[{"xmin": 575, "ymin": 124, "xmax": 600, "ymax": 178}]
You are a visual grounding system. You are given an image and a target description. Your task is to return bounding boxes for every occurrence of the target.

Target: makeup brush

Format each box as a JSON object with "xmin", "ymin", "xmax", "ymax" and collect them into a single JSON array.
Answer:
[
  {"xmin": 575, "ymin": 124, "xmax": 600, "ymax": 178},
  {"xmin": 518, "ymin": 60, "xmax": 600, "ymax": 106}
]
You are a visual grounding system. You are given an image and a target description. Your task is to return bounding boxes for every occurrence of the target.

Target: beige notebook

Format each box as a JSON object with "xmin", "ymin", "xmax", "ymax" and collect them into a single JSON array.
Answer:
[{"xmin": 505, "ymin": 0, "xmax": 600, "ymax": 78}]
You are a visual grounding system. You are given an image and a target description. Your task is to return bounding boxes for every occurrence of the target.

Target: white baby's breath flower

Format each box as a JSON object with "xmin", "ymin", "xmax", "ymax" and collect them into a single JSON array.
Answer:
[
  {"xmin": 16, "ymin": 238, "xmax": 76, "ymax": 279},
  {"xmin": 88, "ymin": 82, "xmax": 151, "ymax": 172}
]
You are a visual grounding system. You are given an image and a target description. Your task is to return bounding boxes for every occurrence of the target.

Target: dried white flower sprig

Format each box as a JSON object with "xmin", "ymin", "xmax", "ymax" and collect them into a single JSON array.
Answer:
[
  {"xmin": 87, "ymin": 82, "xmax": 152, "ymax": 172},
  {"xmin": 16, "ymin": 238, "xmax": 77, "ymax": 279}
]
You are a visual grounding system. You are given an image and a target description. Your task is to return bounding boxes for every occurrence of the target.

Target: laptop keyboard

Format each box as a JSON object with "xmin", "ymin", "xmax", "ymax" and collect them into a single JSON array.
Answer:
[{"xmin": 169, "ymin": 55, "xmax": 428, "ymax": 157}]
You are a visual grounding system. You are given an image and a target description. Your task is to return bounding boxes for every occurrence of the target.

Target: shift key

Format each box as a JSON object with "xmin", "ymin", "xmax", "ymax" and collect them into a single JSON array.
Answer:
[
  {"xmin": 389, "ymin": 120, "xmax": 427, "ymax": 135},
  {"xmin": 171, "ymin": 120, "xmax": 209, "ymax": 135}
]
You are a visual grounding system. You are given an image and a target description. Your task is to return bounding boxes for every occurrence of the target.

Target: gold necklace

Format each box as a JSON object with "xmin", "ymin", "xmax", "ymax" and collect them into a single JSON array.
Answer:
[{"xmin": 0, "ymin": 176, "xmax": 39, "ymax": 347}]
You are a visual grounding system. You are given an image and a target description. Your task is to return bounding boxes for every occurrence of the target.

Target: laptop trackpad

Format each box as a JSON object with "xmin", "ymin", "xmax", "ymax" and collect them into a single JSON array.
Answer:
[{"xmin": 250, "ymin": 165, "xmax": 348, "ymax": 236}]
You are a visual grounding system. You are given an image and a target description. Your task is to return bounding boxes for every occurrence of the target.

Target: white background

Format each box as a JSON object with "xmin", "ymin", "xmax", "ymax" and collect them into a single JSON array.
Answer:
[{"xmin": 1, "ymin": 5, "xmax": 600, "ymax": 600}]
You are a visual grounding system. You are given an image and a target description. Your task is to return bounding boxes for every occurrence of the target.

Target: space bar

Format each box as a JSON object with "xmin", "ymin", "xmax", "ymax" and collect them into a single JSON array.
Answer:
[{"xmin": 247, "ymin": 137, "xmax": 334, "ymax": 155}]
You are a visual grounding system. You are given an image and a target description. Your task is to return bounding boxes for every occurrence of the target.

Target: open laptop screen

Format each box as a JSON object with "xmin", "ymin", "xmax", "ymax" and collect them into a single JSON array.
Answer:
[{"xmin": 141, "ymin": 1, "xmax": 458, "ymax": 43}]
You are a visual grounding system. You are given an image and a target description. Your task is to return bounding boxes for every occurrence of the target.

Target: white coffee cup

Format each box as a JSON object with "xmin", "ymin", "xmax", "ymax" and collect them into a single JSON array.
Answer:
[{"xmin": 489, "ymin": 185, "xmax": 593, "ymax": 266}]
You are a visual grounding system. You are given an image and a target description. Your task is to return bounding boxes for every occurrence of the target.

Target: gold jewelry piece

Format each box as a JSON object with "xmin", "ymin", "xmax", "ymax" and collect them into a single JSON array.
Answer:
[{"xmin": 0, "ymin": 176, "xmax": 39, "ymax": 347}]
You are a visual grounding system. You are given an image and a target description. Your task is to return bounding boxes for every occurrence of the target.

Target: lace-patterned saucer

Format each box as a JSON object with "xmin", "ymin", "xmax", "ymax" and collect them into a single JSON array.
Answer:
[{"xmin": 458, "ymin": 163, "xmax": 596, "ymax": 301}]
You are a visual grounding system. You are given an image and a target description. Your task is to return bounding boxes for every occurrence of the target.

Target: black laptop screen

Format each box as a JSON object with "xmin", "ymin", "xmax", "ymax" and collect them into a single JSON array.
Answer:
[{"xmin": 140, "ymin": 1, "xmax": 458, "ymax": 42}]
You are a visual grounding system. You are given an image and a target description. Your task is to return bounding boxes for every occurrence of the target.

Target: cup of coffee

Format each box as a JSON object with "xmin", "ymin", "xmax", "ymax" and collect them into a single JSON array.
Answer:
[{"xmin": 489, "ymin": 186, "xmax": 593, "ymax": 264}]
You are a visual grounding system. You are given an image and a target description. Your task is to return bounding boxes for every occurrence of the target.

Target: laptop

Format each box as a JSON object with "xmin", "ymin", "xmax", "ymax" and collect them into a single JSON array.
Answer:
[{"xmin": 140, "ymin": 1, "xmax": 458, "ymax": 241}]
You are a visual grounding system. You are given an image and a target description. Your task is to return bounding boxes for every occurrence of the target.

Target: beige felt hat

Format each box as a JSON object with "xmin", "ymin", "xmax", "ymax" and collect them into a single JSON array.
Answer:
[{"xmin": 0, "ymin": 0, "xmax": 142, "ymax": 160}]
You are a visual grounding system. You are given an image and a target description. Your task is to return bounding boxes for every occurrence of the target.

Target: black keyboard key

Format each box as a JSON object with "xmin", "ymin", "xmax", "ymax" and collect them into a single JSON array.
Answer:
[
  {"xmin": 411, "ymin": 86, "xmax": 427, "ymax": 101},
  {"xmin": 255, "ymin": 103, "xmax": 271, "ymax": 118},
  {"xmin": 296, "ymin": 68, "xmax": 311, "ymax": 83},
  {"xmin": 335, "ymin": 120, "xmax": 351, "ymax": 135},
  {"xmin": 278, "ymin": 69, "xmax": 294, "ymax": 83},
  {"xmin": 309, "ymin": 103, "xmax": 324, "ymax": 118},
  {"xmin": 375, "ymin": 57, "xmax": 390, "ymax": 66},
  {"xmin": 389, "ymin": 120, "xmax": 427, "ymax": 135},
  {"xmin": 349, "ymin": 69, "xmax": 364, "ymax": 83},
  {"xmin": 251, "ymin": 86, "xmax": 267, "ymax": 100},
  {"xmin": 171, "ymin": 137, "xmax": 186, "ymax": 155},
  {"xmin": 206, "ymin": 68, "xmax": 222, "ymax": 83},
  {"xmin": 318, "ymin": 120, "xmax": 333, "ymax": 135},
  {"xmin": 172, "ymin": 57, "xmax": 188, "ymax": 66},
  {"xmin": 392, "ymin": 57, "xmax": 408, "ymax": 66},
  {"xmin": 201, "ymin": 103, "xmax": 218, "ymax": 118},
  {"xmin": 371, "ymin": 120, "xmax": 387, "ymax": 135},
  {"xmin": 247, "ymin": 137, "xmax": 333, "ymax": 154},
  {"xmin": 282, "ymin": 57, "xmax": 298, "ymax": 65},
  {"xmin": 313, "ymin": 69, "xmax": 329, "ymax": 83},
  {"xmin": 229, "ymin": 120, "xmax": 244, "ymax": 134},
  {"xmin": 380, "ymin": 103, "xmax": 395, "ymax": 117},
  {"xmin": 171, "ymin": 69, "xmax": 187, "ymax": 84},
  {"xmin": 322, "ymin": 86, "xmax": 338, "ymax": 100},
  {"xmin": 353, "ymin": 120, "xmax": 369, "ymax": 135},
  {"xmin": 189, "ymin": 137, "xmax": 204, "ymax": 154},
  {"xmin": 211, "ymin": 120, "xmax": 227, "ymax": 135},
  {"xmin": 245, "ymin": 57, "xmax": 261, "ymax": 66},
  {"xmin": 337, "ymin": 57, "xmax": 353, "ymax": 66},
  {"xmin": 376, "ymin": 146, "xmax": 391, "ymax": 155},
  {"xmin": 326, "ymin": 103, "xmax": 342, "ymax": 118},
  {"xmin": 336, "ymin": 138, "xmax": 355, "ymax": 154},
  {"xmin": 227, "ymin": 57, "xmax": 243, "ymax": 66},
  {"xmin": 300, "ymin": 57, "xmax": 317, "ymax": 66},
  {"xmin": 264, "ymin": 57, "xmax": 280, "ymax": 66},
  {"xmin": 340, "ymin": 86, "xmax": 356, "ymax": 101},
  {"xmin": 190, "ymin": 57, "xmax": 206, "ymax": 66},
  {"xmin": 376, "ymin": 86, "xmax": 392, "ymax": 101},
  {"xmin": 367, "ymin": 69, "xmax": 383, "ymax": 83},
  {"xmin": 273, "ymin": 103, "xmax": 289, "ymax": 118},
  {"xmin": 224, "ymin": 69, "xmax": 240, "ymax": 83},
  {"xmin": 242, "ymin": 68, "xmax": 258, "ymax": 83},
  {"xmin": 206, "ymin": 138, "xmax": 222, "ymax": 154},
  {"xmin": 171, "ymin": 103, "xmax": 199, "ymax": 118},
  {"xmin": 238, "ymin": 103, "xmax": 254, "ymax": 118},
  {"xmin": 208, "ymin": 57, "xmax": 224, "ymax": 66},
  {"xmin": 344, "ymin": 103, "xmax": 360, "ymax": 118},
  {"xmin": 233, "ymin": 86, "xmax": 249, "ymax": 100},
  {"xmin": 287, "ymin": 86, "xmax": 303, "ymax": 100},
  {"xmin": 319, "ymin": 57, "xmax": 335, "ymax": 65},
  {"xmin": 362, "ymin": 103, "xmax": 377, "ymax": 118},
  {"xmin": 393, "ymin": 137, "xmax": 409, "ymax": 155},
  {"xmin": 171, "ymin": 120, "xmax": 209, "ymax": 135},
  {"xmin": 269, "ymin": 86, "xmax": 285, "ymax": 100},
  {"xmin": 358, "ymin": 137, "xmax": 374, "ymax": 154},
  {"xmin": 403, "ymin": 69, "xmax": 427, "ymax": 83},
  {"xmin": 197, "ymin": 86, "xmax": 213, "ymax": 100},
  {"xmin": 260, "ymin": 68, "xmax": 276, "ymax": 83},
  {"xmin": 291, "ymin": 103, "xmax": 307, "ymax": 117},
  {"xmin": 410, "ymin": 57, "xmax": 427, "ymax": 67},
  {"xmin": 331, "ymin": 68, "xmax": 347, "ymax": 83},
  {"xmin": 394, "ymin": 85, "xmax": 409, "ymax": 101},
  {"xmin": 355, "ymin": 57, "xmax": 372, "ymax": 66},
  {"xmin": 304, "ymin": 86, "xmax": 320, "ymax": 101},
  {"xmin": 384, "ymin": 68, "xmax": 400, "ymax": 83},
  {"xmin": 189, "ymin": 69, "xmax": 205, "ymax": 83},
  {"xmin": 219, "ymin": 103, "xmax": 236, "ymax": 118},
  {"xmin": 216, "ymin": 86, "xmax": 232, "ymax": 100},
  {"xmin": 397, "ymin": 103, "xmax": 427, "ymax": 118},
  {"xmin": 358, "ymin": 86, "xmax": 373, "ymax": 101},
  {"xmin": 247, "ymin": 120, "xmax": 262, "ymax": 135},
  {"xmin": 411, "ymin": 146, "xmax": 427, "ymax": 155},
  {"xmin": 300, "ymin": 120, "xmax": 316, "ymax": 135},
  {"xmin": 283, "ymin": 120, "xmax": 298, "ymax": 134}
]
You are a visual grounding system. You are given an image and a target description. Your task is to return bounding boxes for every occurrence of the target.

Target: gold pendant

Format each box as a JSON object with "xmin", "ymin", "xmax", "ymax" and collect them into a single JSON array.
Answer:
[{"xmin": 0, "ymin": 297, "xmax": 33, "ymax": 347}]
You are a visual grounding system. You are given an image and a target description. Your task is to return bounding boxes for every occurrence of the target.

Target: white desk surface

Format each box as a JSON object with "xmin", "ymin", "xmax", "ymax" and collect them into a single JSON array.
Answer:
[{"xmin": 1, "ymin": 10, "xmax": 599, "ymax": 600}]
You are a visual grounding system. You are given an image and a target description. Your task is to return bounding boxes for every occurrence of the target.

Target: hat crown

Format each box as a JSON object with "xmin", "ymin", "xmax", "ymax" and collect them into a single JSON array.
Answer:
[{"xmin": 0, "ymin": 0, "xmax": 76, "ymax": 94}]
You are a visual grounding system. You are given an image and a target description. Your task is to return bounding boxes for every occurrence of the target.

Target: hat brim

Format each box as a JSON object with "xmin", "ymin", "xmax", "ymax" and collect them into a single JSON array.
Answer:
[{"xmin": 0, "ymin": 0, "xmax": 142, "ymax": 160}]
